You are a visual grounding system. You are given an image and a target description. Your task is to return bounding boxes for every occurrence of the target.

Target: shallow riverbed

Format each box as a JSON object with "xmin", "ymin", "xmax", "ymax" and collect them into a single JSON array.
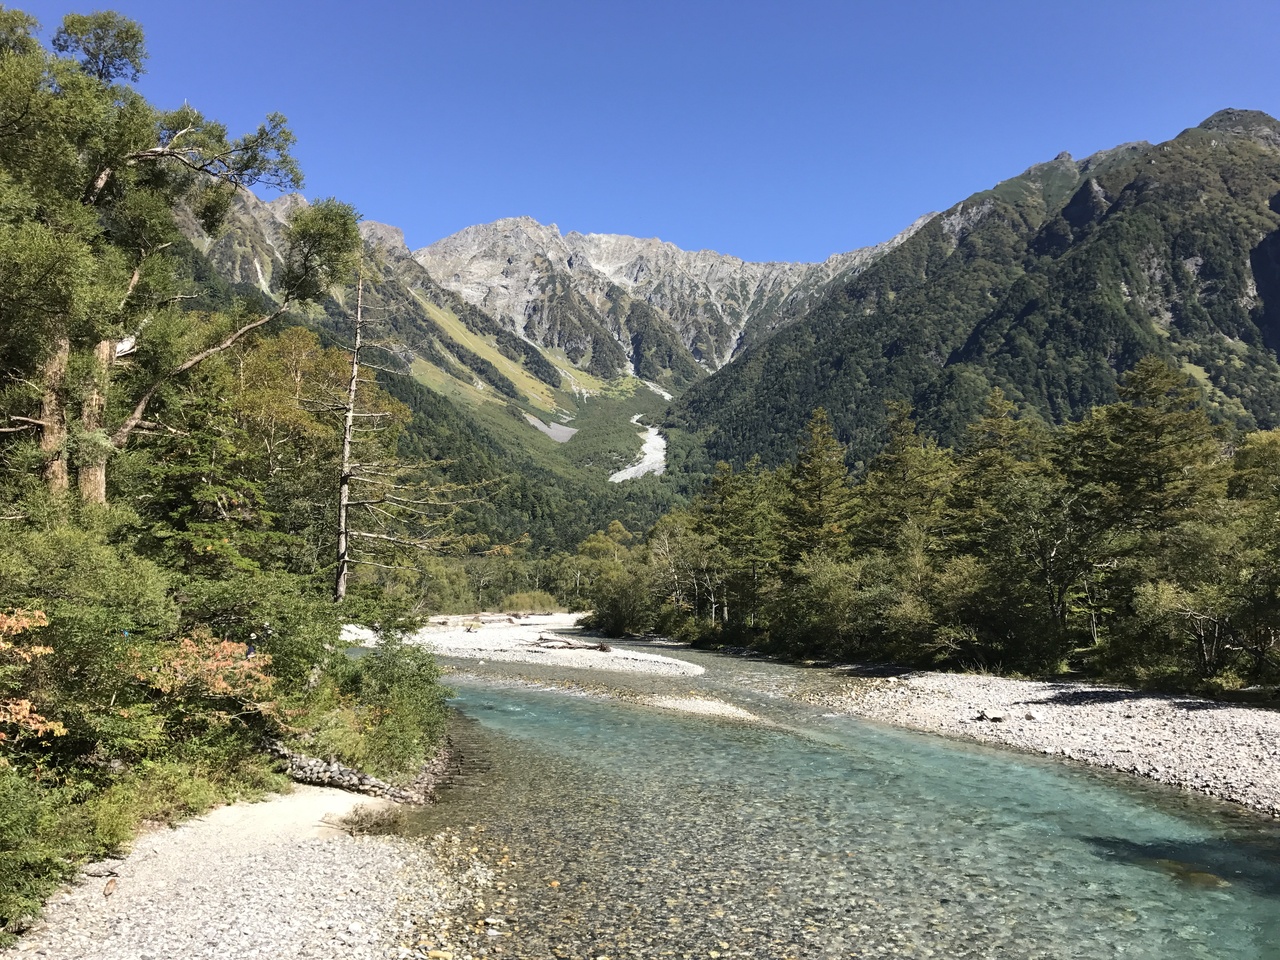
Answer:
[{"xmin": 406, "ymin": 646, "xmax": 1280, "ymax": 959}]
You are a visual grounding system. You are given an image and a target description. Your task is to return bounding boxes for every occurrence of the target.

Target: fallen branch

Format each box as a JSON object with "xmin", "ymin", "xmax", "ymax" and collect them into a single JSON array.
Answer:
[{"xmin": 530, "ymin": 633, "xmax": 611, "ymax": 652}]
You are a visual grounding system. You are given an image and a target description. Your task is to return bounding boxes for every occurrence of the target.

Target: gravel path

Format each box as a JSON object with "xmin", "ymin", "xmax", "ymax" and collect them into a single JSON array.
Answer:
[
  {"xmin": 11, "ymin": 786, "xmax": 489, "ymax": 960},
  {"xmin": 810, "ymin": 671, "xmax": 1280, "ymax": 817}
]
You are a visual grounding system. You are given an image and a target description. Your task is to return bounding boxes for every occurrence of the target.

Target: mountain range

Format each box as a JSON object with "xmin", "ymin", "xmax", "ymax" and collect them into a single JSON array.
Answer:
[
  {"xmin": 183, "ymin": 107, "xmax": 1280, "ymax": 495},
  {"xmin": 414, "ymin": 214, "xmax": 928, "ymax": 384}
]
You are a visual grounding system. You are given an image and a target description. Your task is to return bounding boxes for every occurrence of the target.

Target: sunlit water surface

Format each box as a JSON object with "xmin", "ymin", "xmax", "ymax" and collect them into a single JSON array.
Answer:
[{"xmin": 405, "ymin": 646, "xmax": 1280, "ymax": 959}]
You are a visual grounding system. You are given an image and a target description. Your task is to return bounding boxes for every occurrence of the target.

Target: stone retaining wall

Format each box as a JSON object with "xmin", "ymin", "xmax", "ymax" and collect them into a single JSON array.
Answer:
[{"xmin": 266, "ymin": 741, "xmax": 444, "ymax": 804}]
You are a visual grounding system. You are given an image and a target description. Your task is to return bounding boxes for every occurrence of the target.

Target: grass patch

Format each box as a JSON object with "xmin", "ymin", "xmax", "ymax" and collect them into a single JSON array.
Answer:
[{"xmin": 412, "ymin": 293, "xmax": 561, "ymax": 412}]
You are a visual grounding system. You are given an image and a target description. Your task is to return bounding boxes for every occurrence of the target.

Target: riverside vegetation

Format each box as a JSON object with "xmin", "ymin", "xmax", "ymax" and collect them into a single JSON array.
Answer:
[
  {"xmin": 581, "ymin": 364, "xmax": 1280, "ymax": 694},
  {"xmin": 0, "ymin": 10, "xmax": 455, "ymax": 941}
]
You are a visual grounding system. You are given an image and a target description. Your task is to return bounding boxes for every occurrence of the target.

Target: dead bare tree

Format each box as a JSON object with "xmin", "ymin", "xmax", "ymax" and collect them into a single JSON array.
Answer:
[{"xmin": 332, "ymin": 265, "xmax": 482, "ymax": 602}]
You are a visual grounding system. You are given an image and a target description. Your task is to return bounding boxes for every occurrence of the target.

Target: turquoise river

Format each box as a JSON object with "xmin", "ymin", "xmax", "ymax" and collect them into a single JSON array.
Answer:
[{"xmin": 405, "ymin": 645, "xmax": 1280, "ymax": 959}]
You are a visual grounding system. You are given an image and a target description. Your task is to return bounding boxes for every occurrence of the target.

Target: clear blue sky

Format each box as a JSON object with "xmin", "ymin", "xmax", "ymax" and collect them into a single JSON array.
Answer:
[{"xmin": 21, "ymin": 0, "xmax": 1280, "ymax": 262}]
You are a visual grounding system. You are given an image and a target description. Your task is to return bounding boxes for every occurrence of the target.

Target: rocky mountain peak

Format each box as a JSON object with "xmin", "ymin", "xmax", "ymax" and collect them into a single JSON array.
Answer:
[
  {"xmin": 1198, "ymin": 108, "xmax": 1280, "ymax": 150},
  {"xmin": 413, "ymin": 215, "xmax": 930, "ymax": 371},
  {"xmin": 359, "ymin": 220, "xmax": 410, "ymax": 258},
  {"xmin": 265, "ymin": 192, "xmax": 309, "ymax": 222}
]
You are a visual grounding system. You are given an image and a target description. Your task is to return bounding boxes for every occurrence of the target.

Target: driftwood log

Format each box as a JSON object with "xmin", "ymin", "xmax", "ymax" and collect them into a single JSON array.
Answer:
[{"xmin": 530, "ymin": 633, "xmax": 611, "ymax": 652}]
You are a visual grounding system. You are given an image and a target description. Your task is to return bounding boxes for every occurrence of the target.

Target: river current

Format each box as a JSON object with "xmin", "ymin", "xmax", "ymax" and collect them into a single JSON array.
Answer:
[{"xmin": 406, "ymin": 645, "xmax": 1280, "ymax": 959}]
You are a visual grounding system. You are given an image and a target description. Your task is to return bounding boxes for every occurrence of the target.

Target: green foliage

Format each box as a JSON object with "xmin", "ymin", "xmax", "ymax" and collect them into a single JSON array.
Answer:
[
  {"xmin": 352, "ymin": 637, "xmax": 450, "ymax": 780},
  {"xmin": 0, "ymin": 768, "xmax": 73, "ymax": 944},
  {"xmin": 280, "ymin": 199, "xmax": 360, "ymax": 303},
  {"xmin": 51, "ymin": 11, "xmax": 145, "ymax": 83},
  {"xmin": 0, "ymin": 11, "xmax": 454, "ymax": 940},
  {"xmin": 570, "ymin": 522, "xmax": 654, "ymax": 636},
  {"xmin": 499, "ymin": 590, "xmax": 560, "ymax": 614},
  {"xmin": 561, "ymin": 394, "xmax": 652, "ymax": 474},
  {"xmin": 305, "ymin": 639, "xmax": 450, "ymax": 782},
  {"xmin": 782, "ymin": 408, "xmax": 854, "ymax": 562}
]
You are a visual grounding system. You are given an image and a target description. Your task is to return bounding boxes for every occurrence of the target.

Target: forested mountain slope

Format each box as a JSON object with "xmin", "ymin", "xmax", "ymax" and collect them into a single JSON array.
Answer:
[
  {"xmin": 180, "ymin": 190, "xmax": 682, "ymax": 550},
  {"xmin": 667, "ymin": 109, "xmax": 1280, "ymax": 468}
]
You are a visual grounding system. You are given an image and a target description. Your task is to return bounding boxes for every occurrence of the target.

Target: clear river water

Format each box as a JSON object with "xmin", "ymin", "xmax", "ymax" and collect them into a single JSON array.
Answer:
[{"xmin": 406, "ymin": 646, "xmax": 1280, "ymax": 959}]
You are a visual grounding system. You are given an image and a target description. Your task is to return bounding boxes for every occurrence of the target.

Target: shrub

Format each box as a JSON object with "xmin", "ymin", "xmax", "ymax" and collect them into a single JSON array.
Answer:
[
  {"xmin": 356, "ymin": 637, "xmax": 450, "ymax": 780},
  {"xmin": 581, "ymin": 568, "xmax": 654, "ymax": 637},
  {"xmin": 296, "ymin": 638, "xmax": 450, "ymax": 783},
  {"xmin": 0, "ymin": 769, "xmax": 69, "ymax": 944},
  {"xmin": 498, "ymin": 591, "xmax": 561, "ymax": 614}
]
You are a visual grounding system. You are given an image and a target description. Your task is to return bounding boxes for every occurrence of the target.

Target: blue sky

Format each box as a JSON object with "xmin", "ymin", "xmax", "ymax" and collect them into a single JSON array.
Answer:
[{"xmin": 21, "ymin": 0, "xmax": 1280, "ymax": 262}]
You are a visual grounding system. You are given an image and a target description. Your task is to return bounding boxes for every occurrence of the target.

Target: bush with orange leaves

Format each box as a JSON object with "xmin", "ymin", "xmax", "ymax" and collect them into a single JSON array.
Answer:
[
  {"xmin": 133, "ymin": 629, "xmax": 277, "ymax": 730},
  {"xmin": 0, "ymin": 610, "xmax": 65, "ymax": 757}
]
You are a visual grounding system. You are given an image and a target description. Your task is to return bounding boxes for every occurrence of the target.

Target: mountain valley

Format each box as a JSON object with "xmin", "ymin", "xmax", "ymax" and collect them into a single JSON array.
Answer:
[{"xmin": 186, "ymin": 108, "xmax": 1280, "ymax": 494}]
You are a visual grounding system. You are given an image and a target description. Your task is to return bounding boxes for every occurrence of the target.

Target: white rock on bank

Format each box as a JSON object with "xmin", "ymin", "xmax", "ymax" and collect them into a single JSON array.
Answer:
[{"xmin": 411, "ymin": 613, "xmax": 704, "ymax": 677}]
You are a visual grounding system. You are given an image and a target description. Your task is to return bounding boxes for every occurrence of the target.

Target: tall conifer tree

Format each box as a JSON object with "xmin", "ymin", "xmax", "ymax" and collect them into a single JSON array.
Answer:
[{"xmin": 782, "ymin": 408, "xmax": 854, "ymax": 563}]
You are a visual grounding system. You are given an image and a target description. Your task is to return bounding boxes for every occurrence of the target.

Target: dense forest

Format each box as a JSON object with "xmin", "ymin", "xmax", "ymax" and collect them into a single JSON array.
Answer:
[
  {"xmin": 582, "ymin": 360, "xmax": 1280, "ymax": 692},
  {"xmin": 0, "ymin": 10, "xmax": 469, "ymax": 938}
]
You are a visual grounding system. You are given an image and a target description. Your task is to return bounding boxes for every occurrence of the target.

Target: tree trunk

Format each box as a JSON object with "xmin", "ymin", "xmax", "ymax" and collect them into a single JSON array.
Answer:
[
  {"xmin": 77, "ymin": 339, "xmax": 114, "ymax": 505},
  {"xmin": 39, "ymin": 338, "xmax": 70, "ymax": 494},
  {"xmin": 334, "ymin": 277, "xmax": 363, "ymax": 602}
]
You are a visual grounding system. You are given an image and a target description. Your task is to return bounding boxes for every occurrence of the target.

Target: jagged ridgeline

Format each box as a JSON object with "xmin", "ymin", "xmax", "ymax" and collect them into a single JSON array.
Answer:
[
  {"xmin": 192, "ymin": 195, "xmax": 922, "ymax": 402},
  {"xmin": 413, "ymin": 216, "xmax": 925, "ymax": 387},
  {"xmin": 666, "ymin": 109, "xmax": 1280, "ymax": 469}
]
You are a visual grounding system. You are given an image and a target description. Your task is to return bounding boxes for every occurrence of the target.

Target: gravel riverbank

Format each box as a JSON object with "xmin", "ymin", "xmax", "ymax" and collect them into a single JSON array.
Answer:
[
  {"xmin": 809, "ymin": 671, "xmax": 1280, "ymax": 817},
  {"xmin": 403, "ymin": 613, "xmax": 704, "ymax": 676},
  {"xmin": 10, "ymin": 786, "xmax": 490, "ymax": 960}
]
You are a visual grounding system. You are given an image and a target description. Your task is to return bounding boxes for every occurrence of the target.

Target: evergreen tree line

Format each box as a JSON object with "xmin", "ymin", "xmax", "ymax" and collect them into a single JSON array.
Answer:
[{"xmin": 580, "ymin": 358, "xmax": 1280, "ymax": 689}]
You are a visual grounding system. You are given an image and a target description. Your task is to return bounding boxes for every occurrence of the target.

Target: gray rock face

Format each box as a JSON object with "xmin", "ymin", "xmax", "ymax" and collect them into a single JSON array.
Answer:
[
  {"xmin": 181, "ymin": 191, "xmax": 304, "ymax": 293},
  {"xmin": 359, "ymin": 220, "xmax": 412, "ymax": 259},
  {"xmin": 1199, "ymin": 108, "xmax": 1280, "ymax": 149},
  {"xmin": 414, "ymin": 215, "xmax": 933, "ymax": 370}
]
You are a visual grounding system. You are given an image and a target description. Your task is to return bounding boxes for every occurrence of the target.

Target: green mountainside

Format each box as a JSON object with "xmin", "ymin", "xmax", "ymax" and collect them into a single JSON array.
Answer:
[
  {"xmin": 667, "ymin": 109, "xmax": 1280, "ymax": 470},
  {"xmin": 180, "ymin": 190, "xmax": 682, "ymax": 550}
]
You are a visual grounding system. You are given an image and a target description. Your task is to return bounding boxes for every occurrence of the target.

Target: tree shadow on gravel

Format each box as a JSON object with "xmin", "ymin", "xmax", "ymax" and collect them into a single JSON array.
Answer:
[
  {"xmin": 1024, "ymin": 687, "xmax": 1278, "ymax": 711},
  {"xmin": 826, "ymin": 663, "xmax": 921, "ymax": 678}
]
